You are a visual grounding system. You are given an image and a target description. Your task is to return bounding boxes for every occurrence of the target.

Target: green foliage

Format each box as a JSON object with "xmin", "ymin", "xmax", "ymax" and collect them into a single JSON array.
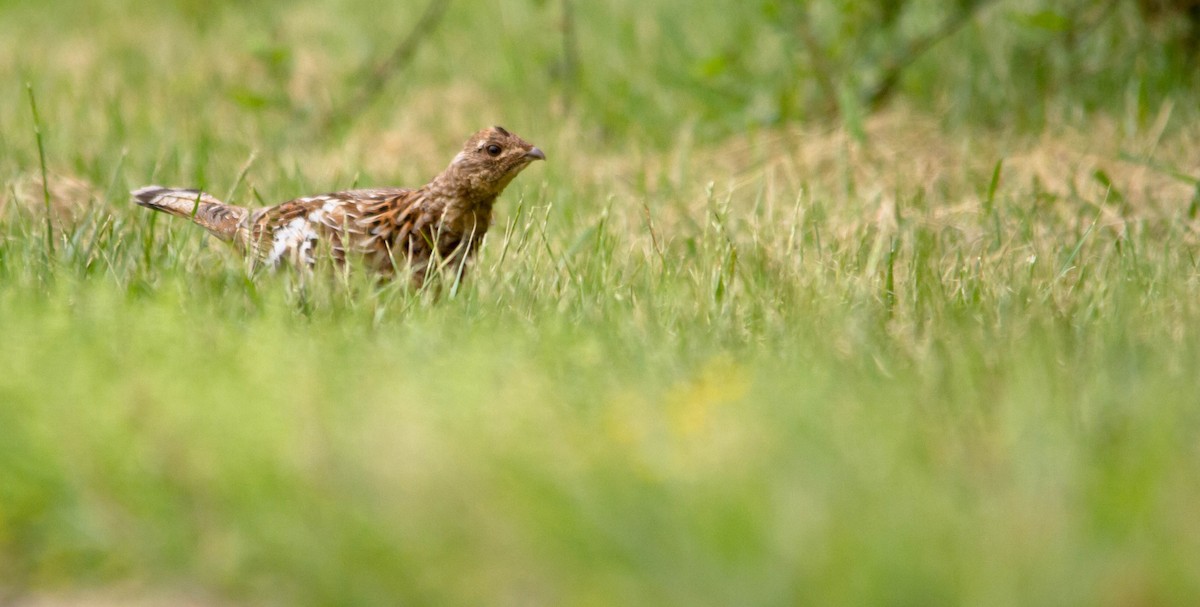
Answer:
[{"xmin": 1, "ymin": 0, "xmax": 1200, "ymax": 605}]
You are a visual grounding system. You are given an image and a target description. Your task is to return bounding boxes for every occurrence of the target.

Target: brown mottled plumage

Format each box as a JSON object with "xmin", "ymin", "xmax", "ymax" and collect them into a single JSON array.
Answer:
[{"xmin": 132, "ymin": 126, "xmax": 544, "ymax": 286}]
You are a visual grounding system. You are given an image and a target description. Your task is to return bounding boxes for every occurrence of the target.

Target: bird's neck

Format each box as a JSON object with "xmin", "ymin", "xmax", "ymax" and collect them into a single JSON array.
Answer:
[
  {"xmin": 424, "ymin": 168, "xmax": 498, "ymax": 236},
  {"xmin": 426, "ymin": 165, "xmax": 501, "ymax": 210}
]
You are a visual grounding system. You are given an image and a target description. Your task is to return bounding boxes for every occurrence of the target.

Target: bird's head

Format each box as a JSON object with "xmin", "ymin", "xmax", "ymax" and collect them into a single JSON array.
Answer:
[{"xmin": 437, "ymin": 126, "xmax": 545, "ymax": 202}]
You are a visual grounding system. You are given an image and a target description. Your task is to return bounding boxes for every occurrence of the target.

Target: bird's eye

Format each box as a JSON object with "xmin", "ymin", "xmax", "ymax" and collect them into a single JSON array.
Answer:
[{"xmin": 485, "ymin": 144, "xmax": 502, "ymax": 157}]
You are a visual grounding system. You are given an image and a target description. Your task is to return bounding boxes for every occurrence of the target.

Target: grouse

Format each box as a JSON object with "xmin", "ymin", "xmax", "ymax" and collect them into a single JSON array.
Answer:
[{"xmin": 132, "ymin": 126, "xmax": 545, "ymax": 286}]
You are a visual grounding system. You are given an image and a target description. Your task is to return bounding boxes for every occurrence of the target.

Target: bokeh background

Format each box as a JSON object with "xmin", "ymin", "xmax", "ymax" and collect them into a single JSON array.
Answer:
[{"xmin": 1, "ymin": 1, "xmax": 1199, "ymax": 605}]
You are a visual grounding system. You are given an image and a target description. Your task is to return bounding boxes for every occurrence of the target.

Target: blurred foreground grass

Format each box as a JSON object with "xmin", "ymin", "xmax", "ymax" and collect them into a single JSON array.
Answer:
[{"xmin": 2, "ymin": 0, "xmax": 1200, "ymax": 605}]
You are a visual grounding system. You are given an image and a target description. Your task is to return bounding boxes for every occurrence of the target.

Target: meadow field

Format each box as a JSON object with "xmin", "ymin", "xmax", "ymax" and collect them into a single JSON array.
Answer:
[{"xmin": 2, "ymin": 0, "xmax": 1200, "ymax": 605}]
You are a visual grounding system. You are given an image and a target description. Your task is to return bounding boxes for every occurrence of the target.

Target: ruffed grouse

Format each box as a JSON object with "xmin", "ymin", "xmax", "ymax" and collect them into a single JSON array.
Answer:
[{"xmin": 132, "ymin": 126, "xmax": 544, "ymax": 286}]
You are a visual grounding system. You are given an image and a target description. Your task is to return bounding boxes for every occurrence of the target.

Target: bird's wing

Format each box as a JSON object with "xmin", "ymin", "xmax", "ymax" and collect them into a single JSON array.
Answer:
[
  {"xmin": 350, "ymin": 189, "xmax": 432, "ymax": 250},
  {"xmin": 241, "ymin": 188, "xmax": 425, "ymax": 272}
]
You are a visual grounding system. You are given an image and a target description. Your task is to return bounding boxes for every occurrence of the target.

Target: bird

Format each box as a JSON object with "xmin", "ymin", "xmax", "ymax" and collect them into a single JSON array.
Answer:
[{"xmin": 132, "ymin": 126, "xmax": 545, "ymax": 287}]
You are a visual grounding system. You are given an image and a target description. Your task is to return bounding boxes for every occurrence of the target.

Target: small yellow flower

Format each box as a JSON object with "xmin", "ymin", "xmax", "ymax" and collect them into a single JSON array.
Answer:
[{"xmin": 667, "ymin": 355, "xmax": 749, "ymax": 438}]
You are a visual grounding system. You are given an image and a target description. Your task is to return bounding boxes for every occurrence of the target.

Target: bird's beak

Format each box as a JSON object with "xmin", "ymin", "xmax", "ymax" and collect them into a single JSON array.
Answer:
[{"xmin": 525, "ymin": 147, "xmax": 546, "ymax": 161}]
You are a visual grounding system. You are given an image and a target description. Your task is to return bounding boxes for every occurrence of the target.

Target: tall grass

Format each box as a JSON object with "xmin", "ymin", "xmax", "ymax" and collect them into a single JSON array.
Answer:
[{"xmin": 2, "ymin": 1, "xmax": 1199, "ymax": 605}]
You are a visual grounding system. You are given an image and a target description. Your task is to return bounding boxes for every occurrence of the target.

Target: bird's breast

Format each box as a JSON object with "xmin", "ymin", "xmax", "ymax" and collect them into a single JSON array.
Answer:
[{"xmin": 434, "ymin": 195, "xmax": 495, "ymax": 238}]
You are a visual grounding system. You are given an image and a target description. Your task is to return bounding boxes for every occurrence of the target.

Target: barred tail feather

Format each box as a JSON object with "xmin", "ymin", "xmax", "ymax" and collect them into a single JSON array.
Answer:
[{"xmin": 132, "ymin": 185, "xmax": 247, "ymax": 241}]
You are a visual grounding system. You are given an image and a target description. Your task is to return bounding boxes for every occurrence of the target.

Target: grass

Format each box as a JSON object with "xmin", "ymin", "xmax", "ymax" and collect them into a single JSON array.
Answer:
[{"xmin": 3, "ymin": 0, "xmax": 1200, "ymax": 605}]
